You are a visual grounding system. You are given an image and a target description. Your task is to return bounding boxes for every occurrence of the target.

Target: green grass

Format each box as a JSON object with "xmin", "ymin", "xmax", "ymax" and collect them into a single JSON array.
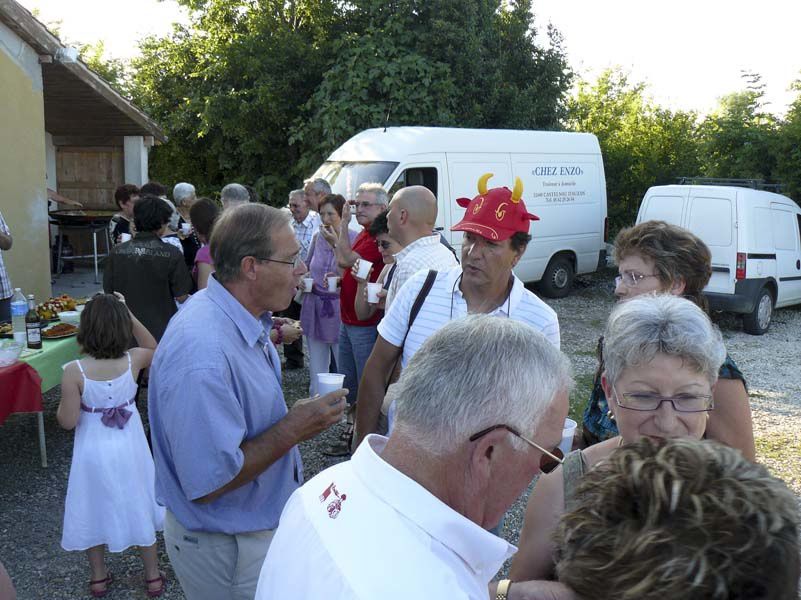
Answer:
[
  {"xmin": 568, "ymin": 372, "xmax": 595, "ymax": 424},
  {"xmin": 755, "ymin": 432, "xmax": 801, "ymax": 494}
]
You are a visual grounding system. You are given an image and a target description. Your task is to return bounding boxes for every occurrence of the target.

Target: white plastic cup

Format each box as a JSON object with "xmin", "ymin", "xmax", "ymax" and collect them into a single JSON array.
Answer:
[
  {"xmin": 558, "ymin": 418, "xmax": 578, "ymax": 456},
  {"xmin": 303, "ymin": 277, "xmax": 314, "ymax": 292},
  {"xmin": 181, "ymin": 223, "xmax": 191, "ymax": 235},
  {"xmin": 355, "ymin": 259, "xmax": 372, "ymax": 280},
  {"xmin": 317, "ymin": 372, "xmax": 345, "ymax": 396},
  {"xmin": 367, "ymin": 282, "xmax": 382, "ymax": 304},
  {"xmin": 119, "ymin": 233, "xmax": 132, "ymax": 243},
  {"xmin": 327, "ymin": 276, "xmax": 339, "ymax": 292}
]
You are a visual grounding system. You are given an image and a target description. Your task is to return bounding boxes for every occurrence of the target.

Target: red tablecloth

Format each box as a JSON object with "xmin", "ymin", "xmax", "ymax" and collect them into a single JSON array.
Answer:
[{"xmin": 0, "ymin": 361, "xmax": 43, "ymax": 425}]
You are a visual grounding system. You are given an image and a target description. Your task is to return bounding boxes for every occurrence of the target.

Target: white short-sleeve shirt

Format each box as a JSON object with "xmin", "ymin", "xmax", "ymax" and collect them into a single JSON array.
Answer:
[
  {"xmin": 378, "ymin": 266, "xmax": 560, "ymax": 370},
  {"xmin": 385, "ymin": 234, "xmax": 458, "ymax": 309},
  {"xmin": 255, "ymin": 435, "xmax": 516, "ymax": 600}
]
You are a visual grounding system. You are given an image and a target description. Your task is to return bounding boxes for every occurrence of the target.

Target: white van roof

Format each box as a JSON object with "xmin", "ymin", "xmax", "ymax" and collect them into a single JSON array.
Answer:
[
  {"xmin": 648, "ymin": 184, "xmax": 798, "ymax": 208},
  {"xmin": 326, "ymin": 127, "xmax": 602, "ymax": 161}
]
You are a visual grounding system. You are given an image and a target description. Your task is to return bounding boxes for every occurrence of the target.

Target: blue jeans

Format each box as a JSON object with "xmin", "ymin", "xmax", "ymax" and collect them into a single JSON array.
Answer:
[{"xmin": 338, "ymin": 323, "xmax": 378, "ymax": 406}]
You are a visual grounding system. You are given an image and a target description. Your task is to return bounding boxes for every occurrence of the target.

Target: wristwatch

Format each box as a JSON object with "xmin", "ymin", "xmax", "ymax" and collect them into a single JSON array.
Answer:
[{"xmin": 496, "ymin": 579, "xmax": 512, "ymax": 600}]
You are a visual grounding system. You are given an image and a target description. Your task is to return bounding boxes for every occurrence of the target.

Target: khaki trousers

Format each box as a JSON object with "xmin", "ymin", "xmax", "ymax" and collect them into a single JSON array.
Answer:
[{"xmin": 165, "ymin": 511, "xmax": 274, "ymax": 600}]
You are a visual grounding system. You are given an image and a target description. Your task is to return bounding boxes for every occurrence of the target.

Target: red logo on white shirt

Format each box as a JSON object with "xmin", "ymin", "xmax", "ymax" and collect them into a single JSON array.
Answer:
[{"xmin": 319, "ymin": 482, "xmax": 347, "ymax": 519}]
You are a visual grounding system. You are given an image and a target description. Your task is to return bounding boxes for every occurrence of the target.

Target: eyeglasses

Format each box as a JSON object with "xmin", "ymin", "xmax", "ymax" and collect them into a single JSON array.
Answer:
[
  {"xmin": 351, "ymin": 201, "xmax": 382, "ymax": 209},
  {"xmin": 469, "ymin": 424, "xmax": 565, "ymax": 474},
  {"xmin": 254, "ymin": 254, "xmax": 304, "ymax": 269},
  {"xmin": 613, "ymin": 386, "xmax": 714, "ymax": 413},
  {"xmin": 376, "ymin": 240, "xmax": 393, "ymax": 250},
  {"xmin": 615, "ymin": 270, "xmax": 659, "ymax": 288}
]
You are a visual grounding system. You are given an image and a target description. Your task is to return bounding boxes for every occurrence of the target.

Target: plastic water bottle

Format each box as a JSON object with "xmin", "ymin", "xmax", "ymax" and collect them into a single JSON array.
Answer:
[{"xmin": 10, "ymin": 288, "xmax": 27, "ymax": 344}]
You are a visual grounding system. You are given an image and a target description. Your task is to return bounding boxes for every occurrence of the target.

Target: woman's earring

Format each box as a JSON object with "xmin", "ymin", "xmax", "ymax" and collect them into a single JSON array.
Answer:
[{"xmin": 606, "ymin": 409, "xmax": 616, "ymax": 422}]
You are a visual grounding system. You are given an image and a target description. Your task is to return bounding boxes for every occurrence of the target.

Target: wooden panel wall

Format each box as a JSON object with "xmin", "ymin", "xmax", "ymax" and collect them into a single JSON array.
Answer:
[{"xmin": 56, "ymin": 146, "xmax": 124, "ymax": 210}]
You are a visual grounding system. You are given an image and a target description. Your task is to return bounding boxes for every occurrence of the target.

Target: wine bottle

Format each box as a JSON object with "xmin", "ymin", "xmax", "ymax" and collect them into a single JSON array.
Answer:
[{"xmin": 25, "ymin": 294, "xmax": 42, "ymax": 349}]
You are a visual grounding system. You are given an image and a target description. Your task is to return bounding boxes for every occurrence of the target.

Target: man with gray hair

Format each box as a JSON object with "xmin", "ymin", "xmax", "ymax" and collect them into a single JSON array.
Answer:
[
  {"xmin": 303, "ymin": 177, "xmax": 331, "ymax": 212},
  {"xmin": 221, "ymin": 182, "xmax": 251, "ymax": 209},
  {"xmin": 173, "ymin": 182, "xmax": 197, "ymax": 207},
  {"xmin": 149, "ymin": 204, "xmax": 347, "ymax": 600},
  {"xmin": 255, "ymin": 315, "xmax": 572, "ymax": 600}
]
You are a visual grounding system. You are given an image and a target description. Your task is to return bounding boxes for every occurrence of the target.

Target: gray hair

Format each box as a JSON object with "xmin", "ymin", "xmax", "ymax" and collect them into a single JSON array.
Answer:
[
  {"xmin": 356, "ymin": 182, "xmax": 389, "ymax": 205},
  {"xmin": 288, "ymin": 189, "xmax": 305, "ymax": 204},
  {"xmin": 603, "ymin": 294, "xmax": 726, "ymax": 386},
  {"xmin": 172, "ymin": 182, "xmax": 196, "ymax": 205},
  {"xmin": 304, "ymin": 178, "xmax": 331, "ymax": 195},
  {"xmin": 220, "ymin": 183, "xmax": 250, "ymax": 206},
  {"xmin": 392, "ymin": 315, "xmax": 572, "ymax": 454},
  {"xmin": 210, "ymin": 204, "xmax": 291, "ymax": 284}
]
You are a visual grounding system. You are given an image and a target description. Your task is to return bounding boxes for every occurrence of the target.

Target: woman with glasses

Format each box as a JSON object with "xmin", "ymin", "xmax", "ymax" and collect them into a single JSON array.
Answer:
[
  {"xmin": 508, "ymin": 294, "xmax": 727, "ymax": 582},
  {"xmin": 583, "ymin": 220, "xmax": 753, "ymax": 460},
  {"xmin": 352, "ymin": 212, "xmax": 403, "ymax": 321},
  {"xmin": 301, "ymin": 194, "xmax": 357, "ymax": 396}
]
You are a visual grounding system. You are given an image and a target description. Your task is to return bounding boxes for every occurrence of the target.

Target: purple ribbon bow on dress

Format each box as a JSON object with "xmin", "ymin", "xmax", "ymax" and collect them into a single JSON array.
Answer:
[
  {"xmin": 312, "ymin": 285, "xmax": 339, "ymax": 318},
  {"xmin": 80, "ymin": 398, "xmax": 135, "ymax": 429}
]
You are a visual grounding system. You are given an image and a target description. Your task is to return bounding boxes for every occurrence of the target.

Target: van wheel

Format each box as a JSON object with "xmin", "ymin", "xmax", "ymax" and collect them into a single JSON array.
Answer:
[
  {"xmin": 742, "ymin": 288, "xmax": 773, "ymax": 335},
  {"xmin": 539, "ymin": 255, "xmax": 574, "ymax": 299}
]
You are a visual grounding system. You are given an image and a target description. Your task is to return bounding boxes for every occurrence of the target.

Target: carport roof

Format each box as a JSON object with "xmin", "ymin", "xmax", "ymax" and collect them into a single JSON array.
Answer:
[{"xmin": 0, "ymin": 0, "xmax": 166, "ymax": 142}]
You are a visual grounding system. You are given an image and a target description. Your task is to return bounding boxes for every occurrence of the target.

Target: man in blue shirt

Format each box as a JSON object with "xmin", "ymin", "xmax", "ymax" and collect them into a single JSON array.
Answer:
[{"xmin": 149, "ymin": 204, "xmax": 347, "ymax": 600}]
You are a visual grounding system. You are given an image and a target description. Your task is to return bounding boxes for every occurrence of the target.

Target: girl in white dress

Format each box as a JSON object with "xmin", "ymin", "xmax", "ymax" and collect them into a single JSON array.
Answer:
[{"xmin": 58, "ymin": 292, "xmax": 166, "ymax": 598}]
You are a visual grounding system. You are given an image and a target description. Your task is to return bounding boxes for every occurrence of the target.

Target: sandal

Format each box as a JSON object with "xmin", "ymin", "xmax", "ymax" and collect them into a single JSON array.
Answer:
[
  {"xmin": 145, "ymin": 571, "xmax": 167, "ymax": 598},
  {"xmin": 322, "ymin": 439, "xmax": 351, "ymax": 457},
  {"xmin": 89, "ymin": 572, "xmax": 113, "ymax": 598}
]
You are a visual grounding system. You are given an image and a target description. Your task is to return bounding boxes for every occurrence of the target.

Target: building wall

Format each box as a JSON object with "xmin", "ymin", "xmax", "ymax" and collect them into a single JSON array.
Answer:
[{"xmin": 0, "ymin": 24, "xmax": 52, "ymax": 302}]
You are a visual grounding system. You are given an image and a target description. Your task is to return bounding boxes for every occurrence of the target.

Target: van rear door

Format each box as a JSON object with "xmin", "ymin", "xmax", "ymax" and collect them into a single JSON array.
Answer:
[
  {"xmin": 637, "ymin": 187, "xmax": 688, "ymax": 225},
  {"xmin": 686, "ymin": 189, "xmax": 737, "ymax": 295},
  {"xmin": 770, "ymin": 205, "xmax": 801, "ymax": 306}
]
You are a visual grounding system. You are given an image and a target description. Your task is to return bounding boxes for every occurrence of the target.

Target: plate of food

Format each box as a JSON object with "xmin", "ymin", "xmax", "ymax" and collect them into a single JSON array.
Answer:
[
  {"xmin": 42, "ymin": 323, "xmax": 79, "ymax": 339},
  {"xmin": 37, "ymin": 295, "xmax": 80, "ymax": 321},
  {"xmin": 0, "ymin": 322, "xmax": 12, "ymax": 338}
]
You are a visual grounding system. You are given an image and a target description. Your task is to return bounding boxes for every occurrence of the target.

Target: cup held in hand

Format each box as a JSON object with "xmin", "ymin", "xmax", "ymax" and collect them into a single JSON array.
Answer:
[
  {"xmin": 318, "ymin": 372, "xmax": 346, "ymax": 396},
  {"xmin": 327, "ymin": 276, "xmax": 339, "ymax": 292},
  {"xmin": 355, "ymin": 259, "xmax": 372, "ymax": 280},
  {"xmin": 303, "ymin": 277, "xmax": 314, "ymax": 292},
  {"xmin": 366, "ymin": 282, "xmax": 382, "ymax": 304},
  {"xmin": 558, "ymin": 418, "xmax": 578, "ymax": 456}
]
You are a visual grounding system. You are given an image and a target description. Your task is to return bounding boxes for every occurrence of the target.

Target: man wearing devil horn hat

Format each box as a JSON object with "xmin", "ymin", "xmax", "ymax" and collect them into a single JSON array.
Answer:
[{"xmin": 353, "ymin": 174, "xmax": 561, "ymax": 447}]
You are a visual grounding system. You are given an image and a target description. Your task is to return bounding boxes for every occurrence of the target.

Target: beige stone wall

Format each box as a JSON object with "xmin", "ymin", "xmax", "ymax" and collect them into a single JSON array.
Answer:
[{"xmin": 0, "ymin": 50, "xmax": 51, "ymax": 302}]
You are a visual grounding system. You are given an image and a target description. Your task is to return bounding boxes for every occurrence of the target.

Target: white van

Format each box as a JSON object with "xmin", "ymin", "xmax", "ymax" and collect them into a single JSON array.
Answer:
[
  {"xmin": 637, "ymin": 183, "xmax": 801, "ymax": 334},
  {"xmin": 311, "ymin": 127, "xmax": 608, "ymax": 297}
]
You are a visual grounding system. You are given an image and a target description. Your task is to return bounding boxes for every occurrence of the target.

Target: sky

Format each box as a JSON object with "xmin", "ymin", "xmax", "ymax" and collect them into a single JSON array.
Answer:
[{"xmin": 16, "ymin": 0, "xmax": 801, "ymax": 116}]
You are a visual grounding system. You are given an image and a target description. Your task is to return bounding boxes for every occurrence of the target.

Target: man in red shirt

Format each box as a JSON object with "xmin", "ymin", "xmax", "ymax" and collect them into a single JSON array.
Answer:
[{"xmin": 327, "ymin": 183, "xmax": 388, "ymax": 455}]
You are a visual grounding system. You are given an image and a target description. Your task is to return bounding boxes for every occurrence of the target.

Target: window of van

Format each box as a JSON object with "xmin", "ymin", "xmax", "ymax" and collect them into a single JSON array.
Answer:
[
  {"xmin": 689, "ymin": 197, "xmax": 732, "ymax": 246},
  {"xmin": 312, "ymin": 161, "xmax": 399, "ymax": 199},
  {"xmin": 771, "ymin": 208, "xmax": 796, "ymax": 251},
  {"xmin": 387, "ymin": 167, "xmax": 438, "ymax": 198},
  {"xmin": 643, "ymin": 195, "xmax": 683, "ymax": 225}
]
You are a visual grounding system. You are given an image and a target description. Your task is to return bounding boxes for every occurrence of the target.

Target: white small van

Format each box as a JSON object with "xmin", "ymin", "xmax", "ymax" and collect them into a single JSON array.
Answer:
[
  {"xmin": 311, "ymin": 127, "xmax": 608, "ymax": 297},
  {"xmin": 637, "ymin": 182, "xmax": 801, "ymax": 334}
]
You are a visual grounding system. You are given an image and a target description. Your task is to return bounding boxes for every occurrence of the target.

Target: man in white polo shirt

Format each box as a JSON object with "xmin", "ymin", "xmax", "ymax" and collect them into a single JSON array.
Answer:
[
  {"xmin": 255, "ymin": 315, "xmax": 573, "ymax": 600},
  {"xmin": 383, "ymin": 185, "xmax": 458, "ymax": 309},
  {"xmin": 354, "ymin": 174, "xmax": 560, "ymax": 446}
]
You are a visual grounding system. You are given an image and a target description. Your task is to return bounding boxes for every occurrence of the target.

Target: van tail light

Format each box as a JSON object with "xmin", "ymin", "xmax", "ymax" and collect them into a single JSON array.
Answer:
[
  {"xmin": 736, "ymin": 252, "xmax": 747, "ymax": 280},
  {"xmin": 603, "ymin": 217, "xmax": 608, "ymax": 243}
]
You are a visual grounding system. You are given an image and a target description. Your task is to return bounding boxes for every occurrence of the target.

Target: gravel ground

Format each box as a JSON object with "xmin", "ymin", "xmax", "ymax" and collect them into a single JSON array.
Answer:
[{"xmin": 1, "ymin": 269, "xmax": 799, "ymax": 598}]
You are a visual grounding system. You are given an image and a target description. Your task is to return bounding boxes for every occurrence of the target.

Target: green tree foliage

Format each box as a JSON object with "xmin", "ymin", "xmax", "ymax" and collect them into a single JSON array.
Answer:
[
  {"xmin": 567, "ymin": 68, "xmax": 701, "ymax": 232},
  {"xmin": 130, "ymin": 0, "xmax": 345, "ymax": 202},
  {"xmin": 130, "ymin": 0, "xmax": 571, "ymax": 201},
  {"xmin": 291, "ymin": 0, "xmax": 571, "ymax": 175},
  {"xmin": 771, "ymin": 78, "xmax": 801, "ymax": 201},
  {"xmin": 699, "ymin": 73, "xmax": 778, "ymax": 180}
]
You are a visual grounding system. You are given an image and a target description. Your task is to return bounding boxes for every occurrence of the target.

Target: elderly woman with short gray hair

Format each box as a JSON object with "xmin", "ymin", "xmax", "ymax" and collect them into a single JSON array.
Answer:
[{"xmin": 508, "ymin": 294, "xmax": 729, "ymax": 585}]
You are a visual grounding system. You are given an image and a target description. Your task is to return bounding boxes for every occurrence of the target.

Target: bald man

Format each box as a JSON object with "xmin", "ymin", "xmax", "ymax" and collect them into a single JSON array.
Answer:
[{"xmin": 384, "ymin": 186, "xmax": 457, "ymax": 308}]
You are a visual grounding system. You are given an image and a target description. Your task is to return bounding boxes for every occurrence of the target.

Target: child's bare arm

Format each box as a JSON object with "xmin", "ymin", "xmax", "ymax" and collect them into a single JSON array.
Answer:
[{"xmin": 57, "ymin": 364, "xmax": 82, "ymax": 430}]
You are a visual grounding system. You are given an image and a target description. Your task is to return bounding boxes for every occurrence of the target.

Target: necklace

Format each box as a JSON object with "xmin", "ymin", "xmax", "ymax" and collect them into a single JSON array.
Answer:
[{"xmin": 450, "ymin": 273, "xmax": 513, "ymax": 319}]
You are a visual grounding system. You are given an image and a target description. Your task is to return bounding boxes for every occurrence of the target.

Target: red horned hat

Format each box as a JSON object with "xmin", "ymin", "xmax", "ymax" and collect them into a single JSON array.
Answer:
[{"xmin": 451, "ymin": 173, "xmax": 539, "ymax": 241}]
